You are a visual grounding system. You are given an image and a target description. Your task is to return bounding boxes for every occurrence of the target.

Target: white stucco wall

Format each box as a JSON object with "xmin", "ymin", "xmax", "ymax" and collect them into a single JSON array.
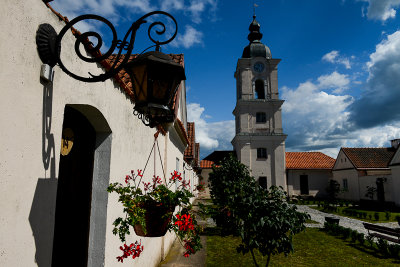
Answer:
[
  {"xmin": 0, "ymin": 1, "xmax": 198, "ymax": 266},
  {"xmin": 287, "ymin": 169, "xmax": 331, "ymax": 197},
  {"xmin": 333, "ymin": 169, "xmax": 393, "ymax": 203},
  {"xmin": 392, "ymin": 166, "xmax": 400, "ymax": 206}
]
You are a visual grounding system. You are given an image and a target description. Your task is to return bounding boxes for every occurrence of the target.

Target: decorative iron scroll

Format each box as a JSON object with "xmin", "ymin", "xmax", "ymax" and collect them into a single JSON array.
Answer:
[{"xmin": 54, "ymin": 11, "xmax": 178, "ymax": 83}]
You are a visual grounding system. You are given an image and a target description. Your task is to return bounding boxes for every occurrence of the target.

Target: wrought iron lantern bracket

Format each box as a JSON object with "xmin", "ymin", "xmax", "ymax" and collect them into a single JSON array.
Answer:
[{"xmin": 36, "ymin": 11, "xmax": 185, "ymax": 128}]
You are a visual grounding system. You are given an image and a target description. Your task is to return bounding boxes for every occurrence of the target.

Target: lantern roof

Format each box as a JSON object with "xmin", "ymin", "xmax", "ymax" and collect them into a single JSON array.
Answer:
[{"xmin": 105, "ymin": 53, "xmax": 184, "ymax": 103}]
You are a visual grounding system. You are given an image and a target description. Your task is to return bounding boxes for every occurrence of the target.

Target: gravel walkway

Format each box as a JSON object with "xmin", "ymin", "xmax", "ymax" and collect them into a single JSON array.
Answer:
[{"xmin": 297, "ymin": 205, "xmax": 399, "ymax": 235}]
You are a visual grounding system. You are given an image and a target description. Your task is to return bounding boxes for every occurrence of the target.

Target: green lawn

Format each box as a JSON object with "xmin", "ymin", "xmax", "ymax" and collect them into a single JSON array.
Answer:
[
  {"xmin": 206, "ymin": 228, "xmax": 400, "ymax": 266},
  {"xmin": 310, "ymin": 206, "xmax": 400, "ymax": 223}
]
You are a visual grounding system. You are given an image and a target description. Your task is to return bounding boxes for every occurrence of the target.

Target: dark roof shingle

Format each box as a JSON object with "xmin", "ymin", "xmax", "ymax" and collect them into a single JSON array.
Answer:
[{"xmin": 342, "ymin": 147, "xmax": 395, "ymax": 169}]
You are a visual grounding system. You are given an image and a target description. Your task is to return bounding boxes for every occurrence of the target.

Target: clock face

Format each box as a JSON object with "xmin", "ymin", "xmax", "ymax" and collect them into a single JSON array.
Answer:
[{"xmin": 253, "ymin": 62, "xmax": 265, "ymax": 73}]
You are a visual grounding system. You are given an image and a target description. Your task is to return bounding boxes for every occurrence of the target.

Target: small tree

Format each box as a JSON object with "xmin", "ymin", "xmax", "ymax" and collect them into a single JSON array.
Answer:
[
  {"xmin": 208, "ymin": 155, "xmax": 255, "ymax": 235},
  {"xmin": 326, "ymin": 180, "xmax": 341, "ymax": 202},
  {"xmin": 208, "ymin": 155, "xmax": 309, "ymax": 266}
]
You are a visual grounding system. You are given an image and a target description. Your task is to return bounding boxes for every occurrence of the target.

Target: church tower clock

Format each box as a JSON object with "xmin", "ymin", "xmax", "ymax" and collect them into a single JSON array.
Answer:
[{"xmin": 231, "ymin": 15, "xmax": 287, "ymax": 189}]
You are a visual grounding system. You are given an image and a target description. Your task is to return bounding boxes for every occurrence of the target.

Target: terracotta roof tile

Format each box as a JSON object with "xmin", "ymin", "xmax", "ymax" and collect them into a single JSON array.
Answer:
[
  {"xmin": 195, "ymin": 143, "xmax": 200, "ymax": 167},
  {"xmin": 203, "ymin": 151, "xmax": 235, "ymax": 164},
  {"xmin": 175, "ymin": 118, "xmax": 189, "ymax": 145},
  {"xmin": 341, "ymin": 147, "xmax": 395, "ymax": 169},
  {"xmin": 184, "ymin": 122, "xmax": 195, "ymax": 161},
  {"xmin": 286, "ymin": 152, "xmax": 335, "ymax": 169},
  {"xmin": 200, "ymin": 160, "xmax": 215, "ymax": 169}
]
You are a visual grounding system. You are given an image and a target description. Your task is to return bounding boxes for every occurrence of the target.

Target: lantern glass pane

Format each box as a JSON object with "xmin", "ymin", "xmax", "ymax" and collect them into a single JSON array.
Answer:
[
  {"xmin": 131, "ymin": 65, "xmax": 147, "ymax": 103},
  {"xmin": 152, "ymin": 79, "xmax": 169, "ymax": 102}
]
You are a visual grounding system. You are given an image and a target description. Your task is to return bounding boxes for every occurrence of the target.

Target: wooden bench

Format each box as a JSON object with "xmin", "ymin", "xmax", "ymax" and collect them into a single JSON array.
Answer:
[{"xmin": 363, "ymin": 222, "xmax": 400, "ymax": 243}]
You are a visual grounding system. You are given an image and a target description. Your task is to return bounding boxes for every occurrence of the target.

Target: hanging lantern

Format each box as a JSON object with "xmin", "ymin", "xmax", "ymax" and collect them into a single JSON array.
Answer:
[{"xmin": 126, "ymin": 51, "xmax": 186, "ymax": 125}]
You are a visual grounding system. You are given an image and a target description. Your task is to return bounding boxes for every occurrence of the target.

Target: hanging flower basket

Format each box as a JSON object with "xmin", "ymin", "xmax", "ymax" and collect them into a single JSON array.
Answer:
[
  {"xmin": 133, "ymin": 202, "xmax": 175, "ymax": 237},
  {"xmin": 107, "ymin": 169, "xmax": 202, "ymax": 262}
]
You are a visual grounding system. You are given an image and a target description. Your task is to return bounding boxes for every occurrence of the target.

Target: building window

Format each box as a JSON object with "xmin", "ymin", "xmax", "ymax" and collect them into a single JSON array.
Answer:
[
  {"xmin": 257, "ymin": 148, "xmax": 267, "ymax": 159},
  {"xmin": 343, "ymin": 179, "xmax": 348, "ymax": 191},
  {"xmin": 256, "ymin": 112, "xmax": 266, "ymax": 123},
  {"xmin": 259, "ymin": 176, "xmax": 267, "ymax": 189},
  {"xmin": 255, "ymin": 80, "xmax": 265, "ymax": 99}
]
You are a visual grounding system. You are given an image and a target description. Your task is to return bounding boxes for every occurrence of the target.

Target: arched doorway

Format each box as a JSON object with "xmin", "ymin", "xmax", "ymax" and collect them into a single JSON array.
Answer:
[
  {"xmin": 52, "ymin": 106, "xmax": 95, "ymax": 266},
  {"xmin": 52, "ymin": 105, "xmax": 112, "ymax": 267}
]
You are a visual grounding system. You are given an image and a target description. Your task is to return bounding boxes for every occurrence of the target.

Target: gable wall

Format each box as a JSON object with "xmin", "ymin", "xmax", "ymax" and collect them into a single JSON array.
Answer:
[{"xmin": 333, "ymin": 150, "xmax": 354, "ymax": 170}]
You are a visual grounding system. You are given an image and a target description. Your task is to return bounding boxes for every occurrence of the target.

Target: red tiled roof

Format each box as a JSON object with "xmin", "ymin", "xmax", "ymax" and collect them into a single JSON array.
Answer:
[
  {"xmin": 286, "ymin": 152, "xmax": 335, "ymax": 169},
  {"xmin": 341, "ymin": 147, "xmax": 395, "ymax": 169},
  {"xmin": 175, "ymin": 118, "xmax": 189, "ymax": 145},
  {"xmin": 200, "ymin": 160, "xmax": 215, "ymax": 169},
  {"xmin": 195, "ymin": 143, "xmax": 200, "ymax": 167}
]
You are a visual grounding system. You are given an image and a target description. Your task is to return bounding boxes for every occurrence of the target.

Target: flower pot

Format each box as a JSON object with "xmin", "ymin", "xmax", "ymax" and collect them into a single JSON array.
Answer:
[{"xmin": 134, "ymin": 202, "xmax": 174, "ymax": 237}]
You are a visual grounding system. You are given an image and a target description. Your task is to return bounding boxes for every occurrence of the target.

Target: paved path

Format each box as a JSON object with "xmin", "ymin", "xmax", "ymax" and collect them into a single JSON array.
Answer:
[{"xmin": 297, "ymin": 205, "xmax": 399, "ymax": 235}]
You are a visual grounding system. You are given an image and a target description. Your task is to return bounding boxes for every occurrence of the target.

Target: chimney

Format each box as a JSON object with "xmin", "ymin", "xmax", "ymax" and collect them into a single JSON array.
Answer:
[{"xmin": 390, "ymin": 139, "xmax": 400, "ymax": 149}]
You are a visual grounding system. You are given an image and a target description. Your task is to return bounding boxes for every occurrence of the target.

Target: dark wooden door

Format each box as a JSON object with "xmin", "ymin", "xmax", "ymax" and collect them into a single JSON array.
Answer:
[
  {"xmin": 52, "ymin": 107, "xmax": 95, "ymax": 267},
  {"xmin": 376, "ymin": 178, "xmax": 385, "ymax": 202},
  {"xmin": 300, "ymin": 175, "xmax": 309, "ymax": 195}
]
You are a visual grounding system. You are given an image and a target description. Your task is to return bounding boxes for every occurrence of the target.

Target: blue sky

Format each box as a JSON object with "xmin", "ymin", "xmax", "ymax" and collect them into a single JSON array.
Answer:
[{"xmin": 51, "ymin": 0, "xmax": 400, "ymax": 159}]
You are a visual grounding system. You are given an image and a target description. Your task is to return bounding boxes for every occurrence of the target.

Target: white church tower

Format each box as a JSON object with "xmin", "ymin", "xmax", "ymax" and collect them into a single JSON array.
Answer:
[{"xmin": 231, "ymin": 15, "xmax": 287, "ymax": 189}]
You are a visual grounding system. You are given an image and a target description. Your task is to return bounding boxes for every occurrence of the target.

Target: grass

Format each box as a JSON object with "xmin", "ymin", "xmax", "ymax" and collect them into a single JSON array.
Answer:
[
  {"xmin": 310, "ymin": 206, "xmax": 400, "ymax": 223},
  {"xmin": 207, "ymin": 228, "xmax": 400, "ymax": 267}
]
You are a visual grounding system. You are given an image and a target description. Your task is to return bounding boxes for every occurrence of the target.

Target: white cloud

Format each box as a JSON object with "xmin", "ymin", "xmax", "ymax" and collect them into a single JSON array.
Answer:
[
  {"xmin": 345, "ymin": 124, "xmax": 400, "ymax": 148},
  {"xmin": 52, "ymin": 0, "xmax": 154, "ymax": 18},
  {"xmin": 285, "ymin": 31, "xmax": 400, "ymax": 155},
  {"xmin": 361, "ymin": 0, "xmax": 400, "ymax": 21},
  {"xmin": 322, "ymin": 50, "xmax": 339, "ymax": 63},
  {"xmin": 322, "ymin": 50, "xmax": 351, "ymax": 69},
  {"xmin": 317, "ymin": 71, "xmax": 350, "ymax": 93},
  {"xmin": 349, "ymin": 30, "xmax": 400, "ymax": 127},
  {"xmin": 170, "ymin": 25, "xmax": 203, "ymax": 48},
  {"xmin": 187, "ymin": 103, "xmax": 234, "ymax": 153},
  {"xmin": 282, "ymin": 78, "xmax": 354, "ymax": 153},
  {"xmin": 187, "ymin": 0, "xmax": 218, "ymax": 24},
  {"xmin": 160, "ymin": 0, "xmax": 185, "ymax": 12}
]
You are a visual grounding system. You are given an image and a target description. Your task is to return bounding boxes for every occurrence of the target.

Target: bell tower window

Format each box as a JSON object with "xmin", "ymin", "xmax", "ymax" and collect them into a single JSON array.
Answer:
[
  {"xmin": 255, "ymin": 79, "xmax": 265, "ymax": 99},
  {"xmin": 256, "ymin": 112, "xmax": 266, "ymax": 123}
]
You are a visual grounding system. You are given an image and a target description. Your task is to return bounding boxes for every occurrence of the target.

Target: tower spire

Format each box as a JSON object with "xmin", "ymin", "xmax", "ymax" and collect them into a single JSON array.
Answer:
[{"xmin": 253, "ymin": 1, "xmax": 258, "ymax": 18}]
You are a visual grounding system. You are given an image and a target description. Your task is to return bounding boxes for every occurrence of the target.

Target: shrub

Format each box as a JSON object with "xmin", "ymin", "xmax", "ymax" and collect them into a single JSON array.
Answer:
[
  {"xmin": 366, "ymin": 235, "xmax": 375, "ymax": 248},
  {"xmin": 374, "ymin": 212, "xmax": 380, "ymax": 221},
  {"xmin": 357, "ymin": 233, "xmax": 365, "ymax": 245},
  {"xmin": 385, "ymin": 212, "xmax": 391, "ymax": 221},
  {"xmin": 368, "ymin": 214, "xmax": 372, "ymax": 220},
  {"xmin": 388, "ymin": 244, "xmax": 400, "ymax": 259},
  {"xmin": 376, "ymin": 238, "xmax": 389, "ymax": 256},
  {"xmin": 350, "ymin": 230, "xmax": 358, "ymax": 243},
  {"xmin": 342, "ymin": 228, "xmax": 351, "ymax": 239}
]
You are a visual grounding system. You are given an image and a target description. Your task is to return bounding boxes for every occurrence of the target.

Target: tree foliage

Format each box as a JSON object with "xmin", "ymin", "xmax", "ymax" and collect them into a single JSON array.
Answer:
[
  {"xmin": 207, "ymin": 155, "xmax": 309, "ymax": 267},
  {"xmin": 326, "ymin": 180, "xmax": 341, "ymax": 201}
]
